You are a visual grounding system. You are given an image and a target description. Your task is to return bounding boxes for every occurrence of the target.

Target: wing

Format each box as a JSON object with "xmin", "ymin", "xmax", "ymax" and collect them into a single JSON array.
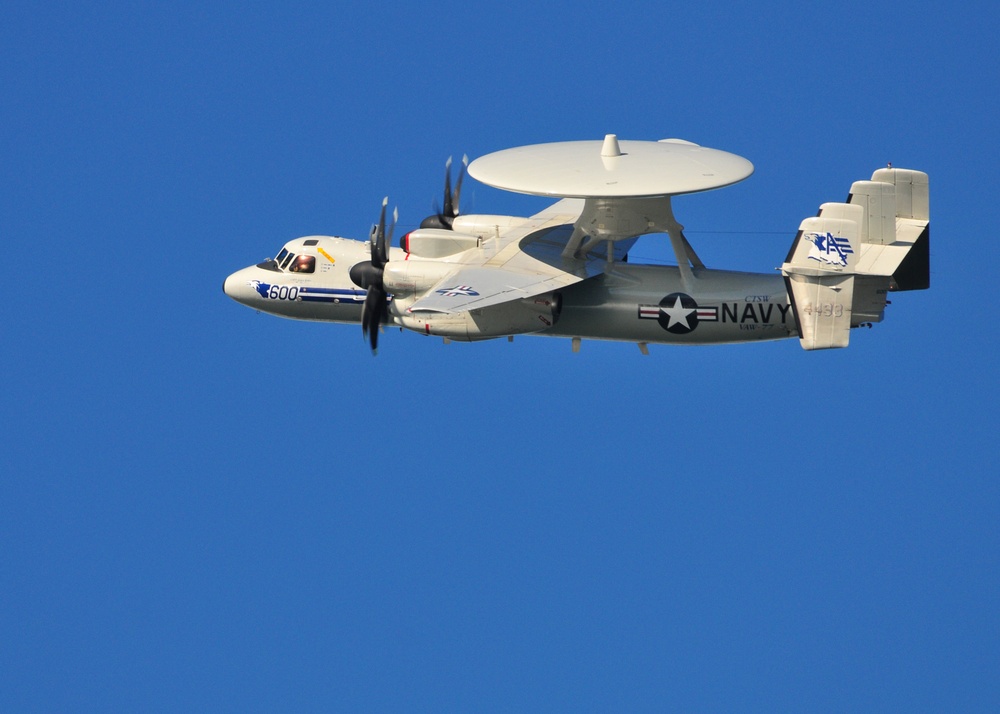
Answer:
[
  {"xmin": 406, "ymin": 199, "xmax": 636, "ymax": 314},
  {"xmin": 404, "ymin": 265, "xmax": 577, "ymax": 314}
]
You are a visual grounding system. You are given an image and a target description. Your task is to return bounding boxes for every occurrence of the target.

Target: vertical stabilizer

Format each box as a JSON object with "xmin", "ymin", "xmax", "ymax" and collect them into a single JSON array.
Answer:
[
  {"xmin": 784, "ymin": 273, "xmax": 855, "ymax": 349},
  {"xmin": 871, "ymin": 168, "xmax": 929, "ymax": 221},
  {"xmin": 781, "ymin": 204, "xmax": 861, "ymax": 350},
  {"xmin": 848, "ymin": 180, "xmax": 896, "ymax": 245},
  {"xmin": 852, "ymin": 168, "xmax": 930, "ymax": 291}
]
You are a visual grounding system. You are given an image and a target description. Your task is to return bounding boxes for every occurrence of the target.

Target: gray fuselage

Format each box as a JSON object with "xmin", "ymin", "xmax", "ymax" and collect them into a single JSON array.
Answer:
[{"xmin": 223, "ymin": 235, "xmax": 797, "ymax": 346}]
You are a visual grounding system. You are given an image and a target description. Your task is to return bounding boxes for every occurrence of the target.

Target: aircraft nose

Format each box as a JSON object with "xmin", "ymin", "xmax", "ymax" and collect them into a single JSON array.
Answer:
[{"xmin": 223, "ymin": 267, "xmax": 255, "ymax": 305}]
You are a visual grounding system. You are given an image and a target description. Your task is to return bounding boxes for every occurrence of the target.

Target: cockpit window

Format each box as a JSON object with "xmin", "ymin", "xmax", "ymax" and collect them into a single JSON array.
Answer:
[
  {"xmin": 271, "ymin": 246, "xmax": 315, "ymax": 273},
  {"xmin": 288, "ymin": 255, "xmax": 315, "ymax": 273}
]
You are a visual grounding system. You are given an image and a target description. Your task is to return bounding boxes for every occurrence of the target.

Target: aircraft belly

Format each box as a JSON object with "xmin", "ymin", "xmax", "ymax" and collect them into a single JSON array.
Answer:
[
  {"xmin": 265, "ymin": 300, "xmax": 363, "ymax": 323},
  {"xmin": 547, "ymin": 266, "xmax": 796, "ymax": 345}
]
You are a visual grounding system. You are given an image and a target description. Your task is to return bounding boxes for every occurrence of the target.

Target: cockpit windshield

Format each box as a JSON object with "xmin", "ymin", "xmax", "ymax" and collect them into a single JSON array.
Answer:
[{"xmin": 263, "ymin": 246, "xmax": 316, "ymax": 273}]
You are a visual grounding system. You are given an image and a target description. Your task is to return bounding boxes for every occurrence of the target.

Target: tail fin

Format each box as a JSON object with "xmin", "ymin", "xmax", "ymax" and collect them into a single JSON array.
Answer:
[
  {"xmin": 782, "ymin": 168, "xmax": 930, "ymax": 350},
  {"xmin": 781, "ymin": 203, "xmax": 862, "ymax": 350},
  {"xmin": 851, "ymin": 168, "xmax": 930, "ymax": 291}
]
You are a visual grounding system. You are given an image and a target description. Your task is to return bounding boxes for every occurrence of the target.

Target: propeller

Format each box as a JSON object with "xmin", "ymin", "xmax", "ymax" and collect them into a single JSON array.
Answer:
[
  {"xmin": 419, "ymin": 154, "xmax": 468, "ymax": 230},
  {"xmin": 349, "ymin": 197, "xmax": 396, "ymax": 354}
]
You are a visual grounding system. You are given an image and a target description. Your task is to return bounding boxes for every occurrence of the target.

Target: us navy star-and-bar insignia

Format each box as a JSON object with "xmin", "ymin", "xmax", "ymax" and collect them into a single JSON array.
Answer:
[
  {"xmin": 436, "ymin": 285, "xmax": 480, "ymax": 297},
  {"xmin": 638, "ymin": 292, "xmax": 717, "ymax": 334}
]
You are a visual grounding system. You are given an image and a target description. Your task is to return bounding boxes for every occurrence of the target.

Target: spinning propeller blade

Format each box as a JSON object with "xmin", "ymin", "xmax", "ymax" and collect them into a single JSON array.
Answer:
[
  {"xmin": 420, "ymin": 155, "xmax": 468, "ymax": 230},
  {"xmin": 350, "ymin": 197, "xmax": 396, "ymax": 355}
]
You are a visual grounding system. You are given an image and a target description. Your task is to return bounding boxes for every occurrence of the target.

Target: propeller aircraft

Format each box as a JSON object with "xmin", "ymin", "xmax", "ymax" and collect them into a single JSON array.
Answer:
[{"xmin": 223, "ymin": 135, "xmax": 929, "ymax": 354}]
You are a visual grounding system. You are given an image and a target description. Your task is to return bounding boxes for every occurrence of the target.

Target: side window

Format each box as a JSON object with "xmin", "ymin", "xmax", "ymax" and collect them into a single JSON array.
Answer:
[
  {"xmin": 280, "ymin": 252, "xmax": 295, "ymax": 270},
  {"xmin": 275, "ymin": 248, "xmax": 289, "ymax": 264},
  {"xmin": 289, "ymin": 255, "xmax": 316, "ymax": 273}
]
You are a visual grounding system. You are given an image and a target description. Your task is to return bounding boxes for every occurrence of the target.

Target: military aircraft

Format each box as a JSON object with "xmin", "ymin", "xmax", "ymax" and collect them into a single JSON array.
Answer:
[{"xmin": 223, "ymin": 135, "xmax": 929, "ymax": 354}]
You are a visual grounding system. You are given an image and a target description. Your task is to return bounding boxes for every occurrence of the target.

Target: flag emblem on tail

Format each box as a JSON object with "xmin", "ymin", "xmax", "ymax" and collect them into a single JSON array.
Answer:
[{"xmin": 805, "ymin": 232, "xmax": 854, "ymax": 267}]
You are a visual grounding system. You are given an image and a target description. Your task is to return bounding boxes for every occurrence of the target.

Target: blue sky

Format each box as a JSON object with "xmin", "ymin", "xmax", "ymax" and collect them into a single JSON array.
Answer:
[{"xmin": 2, "ymin": 1, "xmax": 998, "ymax": 710}]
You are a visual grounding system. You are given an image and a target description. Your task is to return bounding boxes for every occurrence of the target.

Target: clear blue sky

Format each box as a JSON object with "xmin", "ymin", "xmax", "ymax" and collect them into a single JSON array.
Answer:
[{"xmin": 3, "ymin": 1, "xmax": 998, "ymax": 710}]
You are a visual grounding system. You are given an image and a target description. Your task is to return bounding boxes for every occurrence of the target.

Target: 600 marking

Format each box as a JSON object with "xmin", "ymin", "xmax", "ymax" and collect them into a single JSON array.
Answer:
[{"xmin": 268, "ymin": 285, "xmax": 298, "ymax": 301}]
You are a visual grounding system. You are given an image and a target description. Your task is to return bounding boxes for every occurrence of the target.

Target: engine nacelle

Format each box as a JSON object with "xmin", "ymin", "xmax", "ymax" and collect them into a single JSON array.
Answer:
[
  {"xmin": 451, "ymin": 214, "xmax": 530, "ymax": 240},
  {"xmin": 397, "ymin": 293, "xmax": 562, "ymax": 341},
  {"xmin": 401, "ymin": 229, "xmax": 480, "ymax": 258},
  {"xmin": 382, "ymin": 259, "xmax": 455, "ymax": 295}
]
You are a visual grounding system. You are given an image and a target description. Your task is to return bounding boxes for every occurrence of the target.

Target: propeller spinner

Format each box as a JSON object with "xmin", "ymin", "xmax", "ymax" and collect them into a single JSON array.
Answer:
[{"xmin": 349, "ymin": 197, "xmax": 396, "ymax": 354}]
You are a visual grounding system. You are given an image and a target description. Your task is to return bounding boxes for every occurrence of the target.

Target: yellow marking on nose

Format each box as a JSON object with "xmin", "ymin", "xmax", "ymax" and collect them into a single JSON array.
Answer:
[{"xmin": 317, "ymin": 247, "xmax": 336, "ymax": 264}]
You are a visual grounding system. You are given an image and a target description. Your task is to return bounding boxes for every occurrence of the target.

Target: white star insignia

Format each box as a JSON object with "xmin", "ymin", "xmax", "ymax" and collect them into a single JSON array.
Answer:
[{"xmin": 661, "ymin": 296, "xmax": 695, "ymax": 329}]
